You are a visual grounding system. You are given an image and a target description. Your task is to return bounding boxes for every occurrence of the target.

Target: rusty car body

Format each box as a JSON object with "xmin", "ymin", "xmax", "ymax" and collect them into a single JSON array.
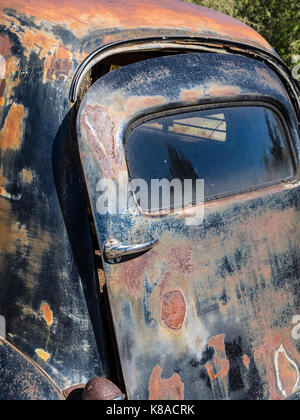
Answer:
[{"xmin": 0, "ymin": 0, "xmax": 299, "ymax": 400}]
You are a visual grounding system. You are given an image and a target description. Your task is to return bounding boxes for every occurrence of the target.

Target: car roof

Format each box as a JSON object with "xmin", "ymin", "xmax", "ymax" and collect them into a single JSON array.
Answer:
[{"xmin": 0, "ymin": 0, "xmax": 275, "ymax": 57}]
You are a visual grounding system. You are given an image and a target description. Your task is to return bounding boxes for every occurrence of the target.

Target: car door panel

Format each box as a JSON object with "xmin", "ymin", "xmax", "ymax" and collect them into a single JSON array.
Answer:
[{"xmin": 77, "ymin": 53, "xmax": 300, "ymax": 400}]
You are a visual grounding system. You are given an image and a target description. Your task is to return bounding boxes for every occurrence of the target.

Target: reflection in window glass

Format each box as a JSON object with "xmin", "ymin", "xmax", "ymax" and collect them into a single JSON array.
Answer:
[{"xmin": 126, "ymin": 107, "xmax": 294, "ymax": 211}]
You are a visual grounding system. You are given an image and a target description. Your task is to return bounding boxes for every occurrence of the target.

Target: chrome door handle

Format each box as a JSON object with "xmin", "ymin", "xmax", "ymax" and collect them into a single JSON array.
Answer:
[{"xmin": 104, "ymin": 238, "xmax": 159, "ymax": 263}]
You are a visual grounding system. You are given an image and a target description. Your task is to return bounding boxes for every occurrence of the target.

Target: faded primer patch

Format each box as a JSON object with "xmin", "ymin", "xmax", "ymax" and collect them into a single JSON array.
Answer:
[
  {"xmin": 0, "ymin": 104, "xmax": 26, "ymax": 151},
  {"xmin": 40, "ymin": 303, "xmax": 53, "ymax": 327},
  {"xmin": 35, "ymin": 349, "xmax": 51, "ymax": 362},
  {"xmin": 161, "ymin": 290, "xmax": 186, "ymax": 331},
  {"xmin": 148, "ymin": 365, "xmax": 184, "ymax": 400}
]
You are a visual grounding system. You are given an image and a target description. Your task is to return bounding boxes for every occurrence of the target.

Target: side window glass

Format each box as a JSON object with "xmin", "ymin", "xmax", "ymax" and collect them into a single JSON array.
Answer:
[{"xmin": 126, "ymin": 106, "xmax": 295, "ymax": 212}]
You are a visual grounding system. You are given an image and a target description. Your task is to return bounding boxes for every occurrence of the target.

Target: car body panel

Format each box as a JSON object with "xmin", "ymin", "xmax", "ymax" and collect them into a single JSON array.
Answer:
[
  {"xmin": 77, "ymin": 53, "xmax": 300, "ymax": 400},
  {"xmin": 0, "ymin": 0, "xmax": 298, "ymax": 399},
  {"xmin": 0, "ymin": 3, "xmax": 110, "ymax": 392}
]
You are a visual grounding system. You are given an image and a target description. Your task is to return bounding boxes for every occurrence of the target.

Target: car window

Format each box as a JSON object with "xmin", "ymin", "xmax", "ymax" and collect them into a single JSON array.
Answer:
[{"xmin": 125, "ymin": 106, "xmax": 295, "ymax": 212}]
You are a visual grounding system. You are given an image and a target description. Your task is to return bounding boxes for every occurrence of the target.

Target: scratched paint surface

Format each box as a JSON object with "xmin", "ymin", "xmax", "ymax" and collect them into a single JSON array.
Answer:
[{"xmin": 78, "ymin": 53, "xmax": 300, "ymax": 399}]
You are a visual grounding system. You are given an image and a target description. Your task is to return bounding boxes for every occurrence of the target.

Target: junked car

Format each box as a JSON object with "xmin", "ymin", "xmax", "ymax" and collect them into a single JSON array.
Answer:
[{"xmin": 0, "ymin": 0, "xmax": 299, "ymax": 400}]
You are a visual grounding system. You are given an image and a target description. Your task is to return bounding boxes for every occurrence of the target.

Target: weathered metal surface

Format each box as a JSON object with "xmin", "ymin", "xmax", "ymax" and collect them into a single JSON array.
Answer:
[
  {"xmin": 0, "ymin": 0, "xmax": 274, "ymax": 58},
  {"xmin": 0, "ymin": 338, "xmax": 63, "ymax": 400},
  {"xmin": 0, "ymin": 3, "xmax": 112, "ymax": 392},
  {"xmin": 77, "ymin": 52, "xmax": 300, "ymax": 400},
  {"xmin": 0, "ymin": 0, "xmax": 298, "ymax": 399}
]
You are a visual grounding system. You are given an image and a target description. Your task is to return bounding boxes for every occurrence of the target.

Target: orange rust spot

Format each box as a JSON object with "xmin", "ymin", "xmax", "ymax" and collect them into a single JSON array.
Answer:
[
  {"xmin": 208, "ymin": 85, "xmax": 241, "ymax": 97},
  {"xmin": 161, "ymin": 290, "xmax": 186, "ymax": 330},
  {"xmin": 180, "ymin": 86, "xmax": 206, "ymax": 102},
  {"xmin": 0, "ymin": 104, "xmax": 26, "ymax": 151},
  {"xmin": 242, "ymin": 354, "xmax": 250, "ymax": 369},
  {"xmin": 208, "ymin": 334, "xmax": 226, "ymax": 353},
  {"xmin": 44, "ymin": 46, "xmax": 73, "ymax": 82},
  {"xmin": 148, "ymin": 365, "xmax": 184, "ymax": 400},
  {"xmin": 40, "ymin": 303, "xmax": 53, "ymax": 327},
  {"xmin": 35, "ymin": 349, "xmax": 51, "ymax": 362}
]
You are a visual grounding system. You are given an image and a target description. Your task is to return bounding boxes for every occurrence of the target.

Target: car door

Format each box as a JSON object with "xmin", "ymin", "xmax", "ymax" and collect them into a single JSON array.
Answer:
[{"xmin": 77, "ymin": 52, "xmax": 300, "ymax": 400}]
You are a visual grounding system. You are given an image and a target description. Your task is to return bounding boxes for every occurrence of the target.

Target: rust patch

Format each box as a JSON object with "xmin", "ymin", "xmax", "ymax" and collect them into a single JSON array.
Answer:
[
  {"xmin": 208, "ymin": 85, "xmax": 241, "ymax": 97},
  {"xmin": 82, "ymin": 377, "xmax": 123, "ymax": 400},
  {"xmin": 148, "ymin": 365, "xmax": 184, "ymax": 400},
  {"xmin": 242, "ymin": 354, "xmax": 250, "ymax": 369},
  {"xmin": 105, "ymin": 91, "xmax": 167, "ymax": 122},
  {"xmin": 81, "ymin": 104, "xmax": 122, "ymax": 179},
  {"xmin": 44, "ymin": 46, "xmax": 73, "ymax": 83},
  {"xmin": 20, "ymin": 169, "xmax": 34, "ymax": 184},
  {"xmin": 206, "ymin": 334, "xmax": 230, "ymax": 380},
  {"xmin": 0, "ymin": 0, "xmax": 272, "ymax": 52},
  {"xmin": 35, "ymin": 349, "xmax": 51, "ymax": 362},
  {"xmin": 168, "ymin": 246, "xmax": 194, "ymax": 276},
  {"xmin": 255, "ymin": 66, "xmax": 286, "ymax": 96},
  {"xmin": 0, "ymin": 34, "xmax": 12, "ymax": 56},
  {"xmin": 180, "ymin": 86, "xmax": 206, "ymax": 102},
  {"xmin": 208, "ymin": 334, "xmax": 226, "ymax": 353},
  {"xmin": 0, "ymin": 104, "xmax": 26, "ymax": 151},
  {"xmin": 161, "ymin": 290, "xmax": 186, "ymax": 330},
  {"xmin": 40, "ymin": 303, "xmax": 53, "ymax": 327},
  {"xmin": 275, "ymin": 345, "xmax": 299, "ymax": 398}
]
